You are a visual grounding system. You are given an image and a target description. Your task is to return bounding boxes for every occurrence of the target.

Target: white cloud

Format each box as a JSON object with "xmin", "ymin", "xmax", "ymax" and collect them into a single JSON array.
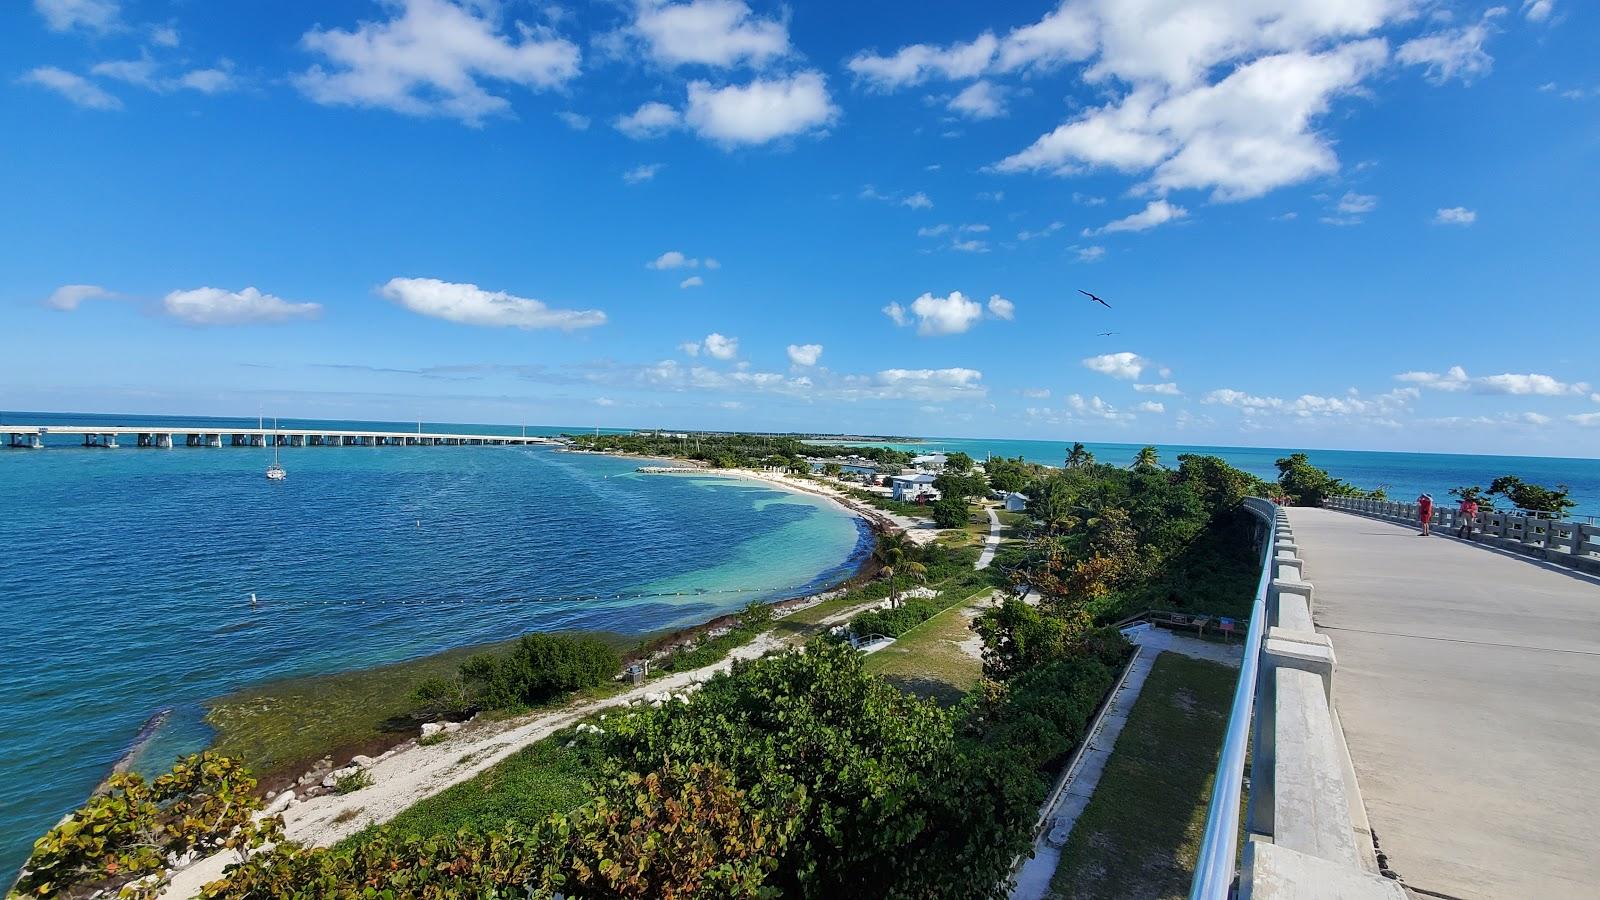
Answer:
[
  {"xmin": 1569, "ymin": 412, "xmax": 1600, "ymax": 427},
  {"xmin": 149, "ymin": 25, "xmax": 179, "ymax": 47},
  {"xmin": 1322, "ymin": 190, "xmax": 1378, "ymax": 225},
  {"xmin": 1018, "ymin": 222, "xmax": 1065, "ymax": 240},
  {"xmin": 294, "ymin": 0, "xmax": 580, "ymax": 125},
  {"xmin": 556, "ymin": 110, "xmax": 590, "ymax": 130},
  {"xmin": 1135, "ymin": 401, "xmax": 1166, "ymax": 414},
  {"xmin": 787, "ymin": 343, "xmax": 823, "ymax": 366},
  {"xmin": 1067, "ymin": 393, "xmax": 1134, "ymax": 422},
  {"xmin": 35, "ymin": 0, "xmax": 118, "ymax": 33},
  {"xmin": 890, "ymin": 290, "xmax": 984, "ymax": 336},
  {"xmin": 847, "ymin": 33, "xmax": 999, "ymax": 89},
  {"xmin": 1086, "ymin": 199, "xmax": 1187, "ymax": 235},
  {"xmin": 901, "ymin": 191, "xmax": 933, "ymax": 209},
  {"xmin": 1075, "ymin": 245, "xmax": 1107, "ymax": 263},
  {"xmin": 21, "ymin": 66, "xmax": 122, "ymax": 110},
  {"xmin": 631, "ymin": 0, "xmax": 789, "ymax": 69},
  {"xmin": 950, "ymin": 239, "xmax": 989, "ymax": 253},
  {"xmin": 90, "ymin": 57, "xmax": 236, "ymax": 95},
  {"xmin": 176, "ymin": 67, "xmax": 235, "ymax": 94},
  {"xmin": 1082, "ymin": 351, "xmax": 1149, "ymax": 380},
  {"xmin": 987, "ymin": 294, "xmax": 1015, "ymax": 320},
  {"xmin": 1021, "ymin": 387, "xmax": 1051, "ymax": 399},
  {"xmin": 45, "ymin": 284, "xmax": 116, "ymax": 310},
  {"xmin": 379, "ymin": 277, "xmax": 604, "ymax": 330},
  {"xmin": 704, "ymin": 258, "xmax": 721, "ymax": 269},
  {"xmin": 679, "ymin": 341, "xmax": 701, "ymax": 357},
  {"xmin": 1204, "ymin": 388, "xmax": 1283, "ymax": 409},
  {"xmin": 702, "ymin": 332, "xmax": 739, "ymax": 360},
  {"xmin": 615, "ymin": 101, "xmax": 681, "ymax": 138},
  {"xmin": 1398, "ymin": 9, "xmax": 1505, "ymax": 86},
  {"xmin": 1134, "ymin": 382, "xmax": 1182, "ymax": 396},
  {"xmin": 918, "ymin": 224, "xmax": 952, "ymax": 237},
  {"xmin": 679, "ymin": 275, "xmax": 704, "ymax": 288},
  {"xmin": 961, "ymin": 223, "xmax": 990, "ymax": 233},
  {"xmin": 1522, "ymin": 0, "xmax": 1554, "ymax": 22},
  {"xmin": 623, "ymin": 163, "xmax": 664, "ymax": 183},
  {"xmin": 1434, "ymin": 206, "xmax": 1476, "ymax": 225},
  {"xmin": 994, "ymin": 39, "xmax": 1390, "ymax": 202},
  {"xmin": 595, "ymin": 396, "xmax": 617, "ymax": 407},
  {"xmin": 163, "ymin": 286, "xmax": 322, "ymax": 326},
  {"xmin": 949, "ymin": 80, "xmax": 1006, "ymax": 119},
  {"xmin": 683, "ymin": 71, "xmax": 837, "ymax": 145},
  {"xmin": 647, "ymin": 250, "xmax": 698, "ymax": 269},
  {"xmin": 1397, "ymin": 365, "xmax": 1589, "ymax": 396}
]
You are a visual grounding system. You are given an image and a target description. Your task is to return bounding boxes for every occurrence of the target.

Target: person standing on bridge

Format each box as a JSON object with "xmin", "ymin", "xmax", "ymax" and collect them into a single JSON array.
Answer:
[
  {"xmin": 1457, "ymin": 495, "xmax": 1479, "ymax": 539},
  {"xmin": 1417, "ymin": 492, "xmax": 1434, "ymax": 536}
]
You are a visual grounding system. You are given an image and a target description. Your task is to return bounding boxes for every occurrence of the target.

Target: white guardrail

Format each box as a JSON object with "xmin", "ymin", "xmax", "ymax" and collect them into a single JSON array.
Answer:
[
  {"xmin": 1323, "ymin": 497, "xmax": 1599, "ymax": 575},
  {"xmin": 1190, "ymin": 499, "xmax": 1406, "ymax": 900}
]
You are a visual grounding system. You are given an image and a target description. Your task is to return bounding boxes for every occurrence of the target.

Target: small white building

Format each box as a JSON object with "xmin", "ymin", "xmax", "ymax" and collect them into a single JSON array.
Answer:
[
  {"xmin": 911, "ymin": 452, "xmax": 947, "ymax": 472},
  {"xmin": 891, "ymin": 473, "xmax": 939, "ymax": 502},
  {"xmin": 1004, "ymin": 491, "xmax": 1029, "ymax": 513}
]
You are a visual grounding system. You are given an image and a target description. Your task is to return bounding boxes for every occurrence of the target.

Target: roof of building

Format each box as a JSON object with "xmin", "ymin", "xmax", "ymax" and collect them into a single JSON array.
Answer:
[{"xmin": 892, "ymin": 473, "xmax": 937, "ymax": 484}]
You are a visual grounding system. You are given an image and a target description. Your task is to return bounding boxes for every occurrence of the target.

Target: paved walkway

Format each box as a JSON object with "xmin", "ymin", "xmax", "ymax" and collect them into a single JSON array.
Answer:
[
  {"xmin": 1290, "ymin": 507, "xmax": 1600, "ymax": 899},
  {"xmin": 977, "ymin": 507, "xmax": 1001, "ymax": 570}
]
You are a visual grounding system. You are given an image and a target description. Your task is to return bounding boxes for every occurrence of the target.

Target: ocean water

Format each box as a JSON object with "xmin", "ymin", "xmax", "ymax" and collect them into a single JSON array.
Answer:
[
  {"xmin": 0, "ymin": 415, "xmax": 866, "ymax": 877},
  {"xmin": 825, "ymin": 437, "xmax": 1600, "ymax": 517}
]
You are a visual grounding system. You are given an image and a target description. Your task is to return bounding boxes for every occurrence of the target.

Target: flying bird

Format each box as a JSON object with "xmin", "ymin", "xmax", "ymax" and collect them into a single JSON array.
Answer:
[
  {"xmin": 1097, "ymin": 331, "xmax": 1119, "ymax": 337},
  {"xmin": 1078, "ymin": 289, "xmax": 1112, "ymax": 309}
]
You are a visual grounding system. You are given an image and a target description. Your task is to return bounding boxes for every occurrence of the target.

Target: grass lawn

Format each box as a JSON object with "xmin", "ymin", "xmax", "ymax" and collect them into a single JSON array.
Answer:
[
  {"xmin": 863, "ymin": 586, "xmax": 996, "ymax": 706},
  {"xmin": 1048, "ymin": 653, "xmax": 1236, "ymax": 900},
  {"xmin": 368, "ymin": 734, "xmax": 607, "ymax": 841}
]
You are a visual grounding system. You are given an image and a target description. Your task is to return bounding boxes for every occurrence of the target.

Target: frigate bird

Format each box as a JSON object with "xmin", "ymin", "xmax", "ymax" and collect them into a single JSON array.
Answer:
[{"xmin": 1078, "ymin": 289, "xmax": 1112, "ymax": 308}]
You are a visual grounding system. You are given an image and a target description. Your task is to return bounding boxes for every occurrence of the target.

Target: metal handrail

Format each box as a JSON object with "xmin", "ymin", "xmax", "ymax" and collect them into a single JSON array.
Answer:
[{"xmin": 1189, "ymin": 497, "xmax": 1278, "ymax": 900}]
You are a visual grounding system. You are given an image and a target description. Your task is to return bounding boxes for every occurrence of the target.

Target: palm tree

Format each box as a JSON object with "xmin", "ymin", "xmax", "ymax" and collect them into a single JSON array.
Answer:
[
  {"xmin": 880, "ymin": 546, "xmax": 927, "ymax": 609},
  {"xmin": 1065, "ymin": 442, "xmax": 1095, "ymax": 470},
  {"xmin": 1131, "ymin": 445, "xmax": 1161, "ymax": 472}
]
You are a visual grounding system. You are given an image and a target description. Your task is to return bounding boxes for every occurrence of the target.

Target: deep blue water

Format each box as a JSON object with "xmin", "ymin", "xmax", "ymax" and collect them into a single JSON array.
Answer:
[
  {"xmin": 0, "ymin": 414, "xmax": 865, "ymax": 877},
  {"xmin": 824, "ymin": 437, "xmax": 1600, "ymax": 518}
]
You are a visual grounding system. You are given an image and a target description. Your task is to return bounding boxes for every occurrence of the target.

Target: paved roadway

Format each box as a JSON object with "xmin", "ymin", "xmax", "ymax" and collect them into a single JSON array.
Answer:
[{"xmin": 1290, "ymin": 507, "xmax": 1600, "ymax": 899}]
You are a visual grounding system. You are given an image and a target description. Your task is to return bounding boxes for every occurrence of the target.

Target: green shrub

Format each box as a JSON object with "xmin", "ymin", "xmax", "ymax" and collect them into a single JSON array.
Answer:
[
  {"xmin": 333, "ymin": 769, "xmax": 372, "ymax": 795},
  {"xmin": 931, "ymin": 496, "xmax": 970, "ymax": 529},
  {"xmin": 459, "ymin": 633, "xmax": 621, "ymax": 711},
  {"xmin": 410, "ymin": 675, "xmax": 471, "ymax": 718}
]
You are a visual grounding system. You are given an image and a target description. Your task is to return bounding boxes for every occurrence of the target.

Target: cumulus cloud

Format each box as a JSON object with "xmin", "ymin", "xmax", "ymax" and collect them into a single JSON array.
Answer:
[
  {"xmin": 556, "ymin": 110, "xmax": 590, "ymax": 129},
  {"xmin": 917, "ymin": 224, "xmax": 952, "ymax": 237},
  {"xmin": 1086, "ymin": 200, "xmax": 1187, "ymax": 235},
  {"xmin": 986, "ymin": 294, "xmax": 1015, "ymax": 320},
  {"xmin": 1021, "ymin": 387, "xmax": 1051, "ymax": 399},
  {"xmin": 45, "ymin": 284, "xmax": 117, "ymax": 310},
  {"xmin": 1074, "ymin": 245, "xmax": 1107, "ymax": 263},
  {"xmin": 1082, "ymin": 351, "xmax": 1149, "ymax": 380},
  {"xmin": 1018, "ymin": 222, "xmax": 1065, "ymax": 240},
  {"xmin": 950, "ymin": 239, "xmax": 989, "ymax": 253},
  {"xmin": 701, "ymin": 332, "xmax": 738, "ymax": 360},
  {"xmin": 294, "ymin": 0, "xmax": 580, "ymax": 125},
  {"xmin": 786, "ymin": 343, "xmax": 823, "ymax": 366},
  {"xmin": 380, "ymin": 277, "xmax": 604, "ymax": 330},
  {"xmin": 683, "ymin": 71, "xmax": 837, "ymax": 145},
  {"xmin": 1434, "ymin": 206, "xmax": 1476, "ymax": 225},
  {"xmin": 35, "ymin": 0, "xmax": 118, "ymax": 33},
  {"xmin": 1135, "ymin": 401, "xmax": 1166, "ymax": 414},
  {"xmin": 163, "ymin": 286, "xmax": 322, "ymax": 326},
  {"xmin": 1398, "ymin": 9, "xmax": 1505, "ymax": 86},
  {"xmin": 647, "ymin": 250, "xmax": 699, "ymax": 269},
  {"xmin": 679, "ymin": 276, "xmax": 704, "ymax": 288},
  {"xmin": 615, "ymin": 101, "xmax": 681, "ymax": 138},
  {"xmin": 885, "ymin": 291, "xmax": 985, "ymax": 336},
  {"xmin": 1569, "ymin": 412, "xmax": 1600, "ymax": 427},
  {"xmin": 623, "ymin": 162, "xmax": 664, "ymax": 183},
  {"xmin": 1066, "ymin": 393, "xmax": 1134, "ymax": 422},
  {"xmin": 901, "ymin": 191, "xmax": 934, "ymax": 210},
  {"xmin": 949, "ymin": 80, "xmax": 1006, "ymax": 119},
  {"xmin": 1322, "ymin": 191, "xmax": 1378, "ymax": 226},
  {"xmin": 89, "ymin": 57, "xmax": 237, "ymax": 95},
  {"xmin": 21, "ymin": 66, "xmax": 122, "ymax": 110},
  {"xmin": 630, "ymin": 0, "xmax": 789, "ymax": 68},
  {"xmin": 1397, "ymin": 365, "xmax": 1590, "ymax": 396},
  {"xmin": 847, "ymin": 33, "xmax": 999, "ymax": 88},
  {"xmin": 1134, "ymin": 382, "xmax": 1182, "ymax": 396}
]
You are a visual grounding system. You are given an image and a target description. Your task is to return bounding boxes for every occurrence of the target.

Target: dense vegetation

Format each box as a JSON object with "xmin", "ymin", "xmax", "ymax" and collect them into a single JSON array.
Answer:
[
  {"xmin": 411, "ymin": 632, "xmax": 621, "ymax": 718},
  {"xmin": 569, "ymin": 431, "xmax": 915, "ymax": 472},
  {"xmin": 1453, "ymin": 475, "xmax": 1576, "ymax": 516}
]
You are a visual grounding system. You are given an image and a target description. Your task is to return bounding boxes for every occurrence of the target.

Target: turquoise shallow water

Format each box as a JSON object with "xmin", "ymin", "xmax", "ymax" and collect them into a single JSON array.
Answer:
[
  {"xmin": 0, "ymin": 414, "xmax": 866, "ymax": 877},
  {"xmin": 822, "ymin": 437, "xmax": 1600, "ymax": 517}
]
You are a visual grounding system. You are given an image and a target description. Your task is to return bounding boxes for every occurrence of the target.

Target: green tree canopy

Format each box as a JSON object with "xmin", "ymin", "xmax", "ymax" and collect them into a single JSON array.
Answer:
[{"xmin": 1486, "ymin": 475, "xmax": 1575, "ymax": 516}]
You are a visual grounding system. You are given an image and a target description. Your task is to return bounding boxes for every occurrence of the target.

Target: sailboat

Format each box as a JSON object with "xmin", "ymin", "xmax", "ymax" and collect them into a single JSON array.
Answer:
[{"xmin": 266, "ymin": 417, "xmax": 287, "ymax": 481}]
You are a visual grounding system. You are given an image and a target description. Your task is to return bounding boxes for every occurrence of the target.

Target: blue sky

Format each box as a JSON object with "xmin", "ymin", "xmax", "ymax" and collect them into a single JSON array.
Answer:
[{"xmin": 2, "ymin": 0, "xmax": 1597, "ymax": 454}]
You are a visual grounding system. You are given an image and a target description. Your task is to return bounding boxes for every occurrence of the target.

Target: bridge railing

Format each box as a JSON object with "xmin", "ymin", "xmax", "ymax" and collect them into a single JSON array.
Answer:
[
  {"xmin": 1191, "ymin": 500, "xmax": 1406, "ymax": 900},
  {"xmin": 1323, "ymin": 496, "xmax": 1599, "ymax": 575}
]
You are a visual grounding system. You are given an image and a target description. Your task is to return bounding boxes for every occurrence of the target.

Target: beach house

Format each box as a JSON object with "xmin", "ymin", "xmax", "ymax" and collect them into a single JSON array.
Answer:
[{"xmin": 890, "ymin": 473, "xmax": 939, "ymax": 502}]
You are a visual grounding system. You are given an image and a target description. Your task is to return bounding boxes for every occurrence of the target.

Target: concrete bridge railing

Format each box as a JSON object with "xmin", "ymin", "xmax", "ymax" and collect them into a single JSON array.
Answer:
[
  {"xmin": 1191, "ymin": 499, "xmax": 1405, "ymax": 900},
  {"xmin": 1323, "ymin": 496, "xmax": 1599, "ymax": 575}
]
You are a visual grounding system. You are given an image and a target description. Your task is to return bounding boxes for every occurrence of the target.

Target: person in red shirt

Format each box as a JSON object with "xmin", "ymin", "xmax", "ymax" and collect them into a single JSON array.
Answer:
[
  {"xmin": 1417, "ymin": 493, "xmax": 1434, "ymax": 536},
  {"xmin": 1457, "ymin": 496, "xmax": 1479, "ymax": 539}
]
